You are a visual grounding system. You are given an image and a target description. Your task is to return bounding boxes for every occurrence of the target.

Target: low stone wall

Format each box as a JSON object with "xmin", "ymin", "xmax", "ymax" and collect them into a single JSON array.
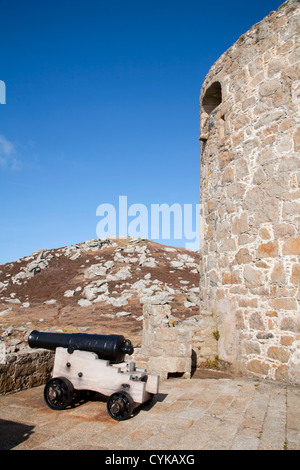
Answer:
[
  {"xmin": 131, "ymin": 304, "xmax": 221, "ymax": 379},
  {"xmin": 0, "ymin": 350, "xmax": 54, "ymax": 394},
  {"xmin": 135, "ymin": 304, "xmax": 193, "ymax": 379}
]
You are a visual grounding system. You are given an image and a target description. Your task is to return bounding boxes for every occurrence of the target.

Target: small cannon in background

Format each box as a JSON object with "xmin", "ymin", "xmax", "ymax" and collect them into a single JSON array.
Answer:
[{"xmin": 28, "ymin": 330, "xmax": 159, "ymax": 421}]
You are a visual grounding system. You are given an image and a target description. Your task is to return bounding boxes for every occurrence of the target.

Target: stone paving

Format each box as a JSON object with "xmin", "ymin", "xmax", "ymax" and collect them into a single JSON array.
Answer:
[{"xmin": 0, "ymin": 373, "xmax": 299, "ymax": 450}]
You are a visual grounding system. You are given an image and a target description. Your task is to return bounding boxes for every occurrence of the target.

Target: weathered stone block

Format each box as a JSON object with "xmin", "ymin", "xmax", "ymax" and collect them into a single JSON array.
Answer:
[
  {"xmin": 274, "ymin": 223, "xmax": 296, "ymax": 240},
  {"xmin": 259, "ymin": 227, "xmax": 271, "ymax": 240},
  {"xmin": 291, "ymin": 264, "xmax": 300, "ymax": 284},
  {"xmin": 15, "ymin": 361, "xmax": 36, "ymax": 378},
  {"xmin": 267, "ymin": 58, "xmax": 286, "ymax": 77},
  {"xmin": 290, "ymin": 349, "xmax": 300, "ymax": 384},
  {"xmin": 232, "ymin": 213, "xmax": 249, "ymax": 235},
  {"xmin": 270, "ymin": 262, "xmax": 286, "ymax": 284},
  {"xmin": 267, "ymin": 346, "xmax": 290, "ymax": 363},
  {"xmin": 218, "ymin": 151, "xmax": 233, "ymax": 169},
  {"xmin": 275, "ymin": 364, "xmax": 289, "ymax": 382},
  {"xmin": 168, "ymin": 342, "xmax": 192, "ymax": 358},
  {"xmin": 280, "ymin": 313, "xmax": 300, "ymax": 333},
  {"xmin": 249, "ymin": 312, "xmax": 265, "ymax": 330},
  {"xmin": 243, "ymin": 188, "xmax": 279, "ymax": 224},
  {"xmin": 282, "ymin": 201, "xmax": 300, "ymax": 218},
  {"xmin": 209, "ymin": 269, "xmax": 220, "ymax": 286},
  {"xmin": 221, "ymin": 166, "xmax": 234, "ymax": 183},
  {"xmin": 293, "ymin": 127, "xmax": 300, "ymax": 152},
  {"xmin": 280, "ymin": 335, "xmax": 294, "ymax": 347},
  {"xmin": 269, "ymin": 298, "xmax": 297, "ymax": 311},
  {"xmin": 222, "ymin": 270, "xmax": 241, "ymax": 284},
  {"xmin": 282, "ymin": 237, "xmax": 300, "ymax": 255},
  {"xmin": 243, "ymin": 339, "xmax": 261, "ymax": 355},
  {"xmin": 278, "ymin": 156, "xmax": 300, "ymax": 173},
  {"xmin": 235, "ymin": 248, "xmax": 252, "ymax": 264},
  {"xmin": 243, "ymin": 265, "xmax": 264, "ymax": 287},
  {"xmin": 219, "ymin": 238, "xmax": 236, "ymax": 253},
  {"xmin": 238, "ymin": 297, "xmax": 258, "ymax": 308},
  {"xmin": 226, "ymin": 183, "xmax": 247, "ymax": 200},
  {"xmin": 154, "ymin": 328, "xmax": 178, "ymax": 342},
  {"xmin": 247, "ymin": 359, "xmax": 270, "ymax": 376}
]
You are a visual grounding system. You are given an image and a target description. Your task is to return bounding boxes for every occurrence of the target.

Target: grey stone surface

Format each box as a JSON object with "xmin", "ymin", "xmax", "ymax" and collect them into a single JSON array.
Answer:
[{"xmin": 0, "ymin": 375, "xmax": 299, "ymax": 450}]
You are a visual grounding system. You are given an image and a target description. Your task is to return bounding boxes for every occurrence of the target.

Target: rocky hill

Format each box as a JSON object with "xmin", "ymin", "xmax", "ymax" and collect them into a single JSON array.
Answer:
[{"xmin": 0, "ymin": 237, "xmax": 200, "ymax": 355}]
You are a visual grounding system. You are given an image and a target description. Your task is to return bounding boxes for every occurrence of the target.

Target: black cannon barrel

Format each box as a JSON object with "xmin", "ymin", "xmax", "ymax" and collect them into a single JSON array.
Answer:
[{"xmin": 28, "ymin": 330, "xmax": 134, "ymax": 363}]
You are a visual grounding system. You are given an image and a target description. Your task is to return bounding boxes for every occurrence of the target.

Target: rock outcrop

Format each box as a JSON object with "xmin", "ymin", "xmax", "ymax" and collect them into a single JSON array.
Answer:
[{"xmin": 0, "ymin": 237, "xmax": 199, "ymax": 359}]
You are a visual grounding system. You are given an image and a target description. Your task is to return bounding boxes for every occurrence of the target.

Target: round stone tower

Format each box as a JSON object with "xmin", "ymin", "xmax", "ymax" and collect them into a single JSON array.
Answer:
[{"xmin": 199, "ymin": 0, "xmax": 300, "ymax": 384}]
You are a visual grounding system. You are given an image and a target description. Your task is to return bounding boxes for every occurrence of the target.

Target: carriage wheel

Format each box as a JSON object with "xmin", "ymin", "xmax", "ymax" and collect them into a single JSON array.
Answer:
[
  {"xmin": 107, "ymin": 391, "xmax": 134, "ymax": 421},
  {"xmin": 44, "ymin": 377, "xmax": 74, "ymax": 410}
]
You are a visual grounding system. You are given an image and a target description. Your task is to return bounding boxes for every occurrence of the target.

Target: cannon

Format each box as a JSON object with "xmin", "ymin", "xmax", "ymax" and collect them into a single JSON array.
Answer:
[
  {"xmin": 28, "ymin": 330, "xmax": 134, "ymax": 364},
  {"xmin": 28, "ymin": 330, "xmax": 159, "ymax": 421}
]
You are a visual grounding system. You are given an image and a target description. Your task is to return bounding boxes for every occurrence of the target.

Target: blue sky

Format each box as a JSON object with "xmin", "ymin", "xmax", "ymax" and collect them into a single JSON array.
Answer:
[{"xmin": 0, "ymin": 0, "xmax": 283, "ymax": 263}]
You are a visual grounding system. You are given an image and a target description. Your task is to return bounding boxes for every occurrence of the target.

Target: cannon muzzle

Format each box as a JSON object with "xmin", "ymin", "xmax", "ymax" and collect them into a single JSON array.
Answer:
[{"xmin": 28, "ymin": 330, "xmax": 134, "ymax": 363}]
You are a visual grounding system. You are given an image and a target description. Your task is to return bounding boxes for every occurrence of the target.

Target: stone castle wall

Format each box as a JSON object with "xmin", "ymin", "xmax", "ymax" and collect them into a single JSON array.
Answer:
[{"xmin": 199, "ymin": 0, "xmax": 300, "ymax": 384}]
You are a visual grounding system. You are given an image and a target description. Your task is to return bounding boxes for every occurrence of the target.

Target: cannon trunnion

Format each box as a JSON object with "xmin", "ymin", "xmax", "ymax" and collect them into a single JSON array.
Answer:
[{"xmin": 28, "ymin": 330, "xmax": 159, "ymax": 421}]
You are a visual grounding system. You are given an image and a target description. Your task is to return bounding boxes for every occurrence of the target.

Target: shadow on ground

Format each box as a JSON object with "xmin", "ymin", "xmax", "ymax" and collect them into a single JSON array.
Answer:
[{"xmin": 0, "ymin": 419, "xmax": 35, "ymax": 450}]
